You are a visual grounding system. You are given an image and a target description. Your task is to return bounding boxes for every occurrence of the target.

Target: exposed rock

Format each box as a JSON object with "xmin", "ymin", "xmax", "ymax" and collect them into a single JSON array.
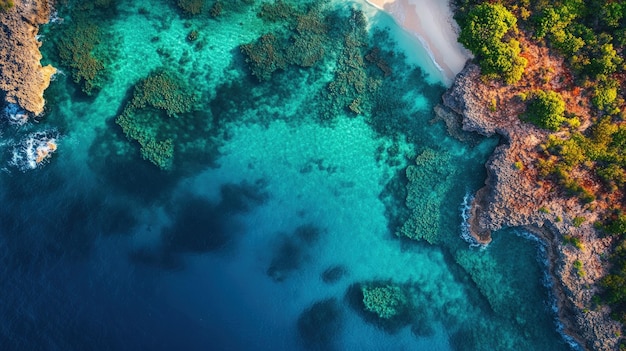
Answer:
[
  {"xmin": 439, "ymin": 60, "xmax": 622, "ymax": 350},
  {"xmin": 0, "ymin": 0, "xmax": 56, "ymax": 116}
]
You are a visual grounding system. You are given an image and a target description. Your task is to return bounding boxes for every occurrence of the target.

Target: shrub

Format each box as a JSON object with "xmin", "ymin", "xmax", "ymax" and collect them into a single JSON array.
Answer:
[
  {"xmin": 593, "ymin": 78, "xmax": 619, "ymax": 113},
  {"xmin": 573, "ymin": 260, "xmax": 586, "ymax": 277},
  {"xmin": 525, "ymin": 90, "xmax": 566, "ymax": 131},
  {"xmin": 598, "ymin": 164, "xmax": 626, "ymax": 192},
  {"xmin": 563, "ymin": 235, "xmax": 584, "ymax": 250},
  {"xmin": 573, "ymin": 216, "xmax": 586, "ymax": 227},
  {"xmin": 604, "ymin": 213, "xmax": 626, "ymax": 236},
  {"xmin": 0, "ymin": 0, "xmax": 14, "ymax": 11}
]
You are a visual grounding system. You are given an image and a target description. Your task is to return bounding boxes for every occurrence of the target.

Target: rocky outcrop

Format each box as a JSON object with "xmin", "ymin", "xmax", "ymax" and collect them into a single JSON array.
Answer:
[
  {"xmin": 438, "ymin": 61, "xmax": 622, "ymax": 351},
  {"xmin": 0, "ymin": 0, "xmax": 56, "ymax": 116}
]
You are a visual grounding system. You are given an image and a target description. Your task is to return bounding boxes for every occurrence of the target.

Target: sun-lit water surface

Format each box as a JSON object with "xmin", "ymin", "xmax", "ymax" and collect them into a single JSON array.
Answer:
[{"xmin": 0, "ymin": 0, "xmax": 576, "ymax": 350}]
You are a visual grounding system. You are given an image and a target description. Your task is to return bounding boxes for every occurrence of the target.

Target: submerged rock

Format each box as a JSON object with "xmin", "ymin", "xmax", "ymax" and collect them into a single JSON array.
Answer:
[
  {"xmin": 321, "ymin": 265, "xmax": 346, "ymax": 284},
  {"xmin": 297, "ymin": 298, "xmax": 343, "ymax": 350}
]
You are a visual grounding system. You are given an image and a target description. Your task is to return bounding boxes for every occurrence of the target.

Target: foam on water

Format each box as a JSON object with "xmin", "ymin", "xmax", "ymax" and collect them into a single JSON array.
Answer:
[
  {"xmin": 3, "ymin": 103, "xmax": 29, "ymax": 126},
  {"xmin": 9, "ymin": 131, "xmax": 59, "ymax": 171},
  {"xmin": 512, "ymin": 229, "xmax": 585, "ymax": 351},
  {"xmin": 459, "ymin": 192, "xmax": 484, "ymax": 249}
]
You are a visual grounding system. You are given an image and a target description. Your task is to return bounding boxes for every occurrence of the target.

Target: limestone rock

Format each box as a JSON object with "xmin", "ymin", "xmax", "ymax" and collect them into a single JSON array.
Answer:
[
  {"xmin": 0, "ymin": 0, "xmax": 56, "ymax": 116},
  {"xmin": 440, "ymin": 61, "xmax": 621, "ymax": 351}
]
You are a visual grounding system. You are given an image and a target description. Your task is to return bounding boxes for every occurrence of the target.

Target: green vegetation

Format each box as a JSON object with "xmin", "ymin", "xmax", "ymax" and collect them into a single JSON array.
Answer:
[
  {"xmin": 573, "ymin": 259, "xmax": 586, "ymax": 277},
  {"xmin": 573, "ymin": 216, "xmax": 586, "ymax": 227},
  {"xmin": 0, "ymin": 0, "xmax": 14, "ymax": 11},
  {"xmin": 602, "ymin": 239, "xmax": 626, "ymax": 324},
  {"xmin": 361, "ymin": 283, "xmax": 408, "ymax": 320},
  {"xmin": 563, "ymin": 234, "xmax": 584, "ymax": 250},
  {"xmin": 539, "ymin": 115, "xmax": 626, "ymax": 203},
  {"xmin": 115, "ymin": 70, "xmax": 197, "ymax": 170},
  {"xmin": 457, "ymin": 3, "xmax": 528, "ymax": 84},
  {"xmin": 593, "ymin": 78, "xmax": 621, "ymax": 114},
  {"xmin": 524, "ymin": 90, "xmax": 566, "ymax": 131},
  {"xmin": 455, "ymin": 0, "xmax": 626, "ymax": 327}
]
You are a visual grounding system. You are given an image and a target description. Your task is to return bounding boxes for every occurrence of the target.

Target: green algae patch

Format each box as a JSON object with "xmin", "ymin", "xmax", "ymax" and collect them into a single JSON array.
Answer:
[
  {"xmin": 241, "ymin": 3, "xmax": 395, "ymax": 121},
  {"xmin": 362, "ymin": 284, "xmax": 408, "ymax": 320},
  {"xmin": 240, "ymin": 2, "xmax": 329, "ymax": 82},
  {"xmin": 54, "ymin": 1, "xmax": 116, "ymax": 96},
  {"xmin": 116, "ymin": 70, "xmax": 199, "ymax": 170},
  {"xmin": 398, "ymin": 148, "xmax": 457, "ymax": 244},
  {"xmin": 176, "ymin": 0, "xmax": 204, "ymax": 15},
  {"xmin": 240, "ymin": 33, "xmax": 288, "ymax": 82}
]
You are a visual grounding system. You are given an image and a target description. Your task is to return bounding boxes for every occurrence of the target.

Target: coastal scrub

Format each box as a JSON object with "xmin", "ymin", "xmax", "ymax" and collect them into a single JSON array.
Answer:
[{"xmin": 0, "ymin": 0, "xmax": 14, "ymax": 11}]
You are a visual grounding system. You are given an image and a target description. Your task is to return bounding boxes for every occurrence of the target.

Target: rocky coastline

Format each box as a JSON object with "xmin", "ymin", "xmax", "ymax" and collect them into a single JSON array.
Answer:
[
  {"xmin": 437, "ymin": 62, "xmax": 622, "ymax": 351},
  {"xmin": 0, "ymin": 0, "xmax": 56, "ymax": 116}
]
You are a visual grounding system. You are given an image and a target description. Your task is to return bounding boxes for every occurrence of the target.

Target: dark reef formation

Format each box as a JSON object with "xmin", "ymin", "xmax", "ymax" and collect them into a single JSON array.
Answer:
[
  {"xmin": 437, "ymin": 62, "xmax": 621, "ymax": 351},
  {"xmin": 0, "ymin": 0, "xmax": 56, "ymax": 116}
]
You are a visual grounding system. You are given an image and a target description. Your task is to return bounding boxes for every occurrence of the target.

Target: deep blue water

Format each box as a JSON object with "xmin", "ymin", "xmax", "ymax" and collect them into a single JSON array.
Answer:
[{"xmin": 0, "ymin": 0, "xmax": 577, "ymax": 350}]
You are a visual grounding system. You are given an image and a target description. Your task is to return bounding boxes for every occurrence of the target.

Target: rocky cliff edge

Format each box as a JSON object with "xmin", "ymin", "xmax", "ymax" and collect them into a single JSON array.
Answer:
[
  {"xmin": 437, "ymin": 60, "xmax": 622, "ymax": 351},
  {"xmin": 0, "ymin": 0, "xmax": 56, "ymax": 116}
]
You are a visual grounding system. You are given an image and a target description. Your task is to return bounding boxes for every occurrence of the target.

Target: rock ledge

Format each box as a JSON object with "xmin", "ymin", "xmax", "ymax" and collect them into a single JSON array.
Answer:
[
  {"xmin": 437, "ymin": 62, "xmax": 622, "ymax": 351},
  {"xmin": 0, "ymin": 0, "xmax": 56, "ymax": 116}
]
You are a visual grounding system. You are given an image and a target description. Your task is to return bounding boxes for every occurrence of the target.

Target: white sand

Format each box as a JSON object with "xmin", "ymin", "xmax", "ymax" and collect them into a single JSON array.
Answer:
[{"xmin": 364, "ymin": 0, "xmax": 471, "ymax": 84}]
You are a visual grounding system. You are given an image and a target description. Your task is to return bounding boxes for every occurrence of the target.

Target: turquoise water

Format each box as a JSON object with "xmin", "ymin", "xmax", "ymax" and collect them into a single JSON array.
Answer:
[{"xmin": 0, "ymin": 0, "xmax": 576, "ymax": 350}]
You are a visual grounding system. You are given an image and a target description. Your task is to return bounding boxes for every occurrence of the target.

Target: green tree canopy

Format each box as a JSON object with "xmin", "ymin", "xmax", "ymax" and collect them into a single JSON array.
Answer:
[
  {"xmin": 458, "ymin": 3, "xmax": 527, "ymax": 84},
  {"xmin": 525, "ymin": 90, "xmax": 566, "ymax": 131}
]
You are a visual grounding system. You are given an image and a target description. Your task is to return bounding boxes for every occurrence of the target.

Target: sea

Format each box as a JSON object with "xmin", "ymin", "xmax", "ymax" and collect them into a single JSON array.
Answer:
[{"xmin": 0, "ymin": 0, "xmax": 579, "ymax": 350}]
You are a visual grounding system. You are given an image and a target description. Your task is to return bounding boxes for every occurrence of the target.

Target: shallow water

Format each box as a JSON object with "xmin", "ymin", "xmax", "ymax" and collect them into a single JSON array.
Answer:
[{"xmin": 0, "ymin": 0, "xmax": 575, "ymax": 350}]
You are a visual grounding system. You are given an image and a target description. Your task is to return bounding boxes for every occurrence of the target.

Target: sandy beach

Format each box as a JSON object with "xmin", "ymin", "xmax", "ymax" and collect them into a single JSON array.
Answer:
[{"xmin": 365, "ymin": 0, "xmax": 471, "ymax": 84}]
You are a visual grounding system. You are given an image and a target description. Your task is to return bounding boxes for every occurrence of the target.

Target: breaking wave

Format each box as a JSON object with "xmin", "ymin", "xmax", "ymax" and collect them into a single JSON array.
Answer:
[
  {"xmin": 3, "ymin": 104, "xmax": 30, "ymax": 126},
  {"xmin": 513, "ymin": 229, "xmax": 584, "ymax": 351},
  {"xmin": 9, "ymin": 131, "xmax": 59, "ymax": 171},
  {"xmin": 459, "ymin": 192, "xmax": 484, "ymax": 248}
]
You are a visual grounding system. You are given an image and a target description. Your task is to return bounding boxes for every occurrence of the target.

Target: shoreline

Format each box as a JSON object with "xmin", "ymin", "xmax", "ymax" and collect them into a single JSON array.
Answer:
[
  {"xmin": 522, "ymin": 224, "xmax": 588, "ymax": 350},
  {"xmin": 363, "ymin": 0, "xmax": 471, "ymax": 84},
  {"xmin": 0, "ymin": 0, "xmax": 56, "ymax": 116},
  {"xmin": 438, "ymin": 60, "xmax": 623, "ymax": 351}
]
